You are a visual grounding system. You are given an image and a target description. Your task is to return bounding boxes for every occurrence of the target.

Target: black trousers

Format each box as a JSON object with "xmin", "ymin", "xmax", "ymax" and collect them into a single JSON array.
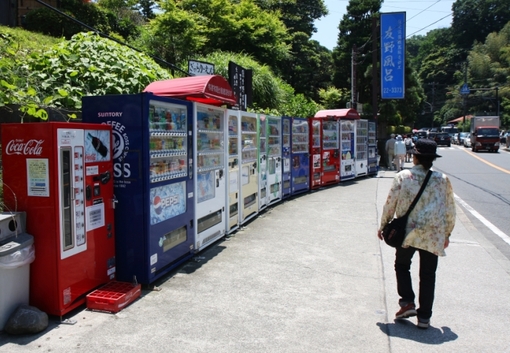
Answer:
[{"xmin": 395, "ymin": 246, "xmax": 438, "ymax": 320}]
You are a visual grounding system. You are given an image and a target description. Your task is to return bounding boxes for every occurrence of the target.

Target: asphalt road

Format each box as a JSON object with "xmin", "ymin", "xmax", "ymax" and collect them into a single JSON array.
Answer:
[{"xmin": 433, "ymin": 144, "xmax": 510, "ymax": 259}]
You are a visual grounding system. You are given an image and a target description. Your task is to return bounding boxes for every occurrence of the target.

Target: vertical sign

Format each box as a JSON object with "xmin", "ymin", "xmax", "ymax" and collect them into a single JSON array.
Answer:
[
  {"xmin": 228, "ymin": 61, "xmax": 253, "ymax": 110},
  {"xmin": 380, "ymin": 12, "xmax": 406, "ymax": 99}
]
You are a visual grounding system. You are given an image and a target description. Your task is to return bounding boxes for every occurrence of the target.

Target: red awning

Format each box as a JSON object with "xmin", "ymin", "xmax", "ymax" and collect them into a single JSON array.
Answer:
[
  {"xmin": 314, "ymin": 108, "xmax": 360, "ymax": 119},
  {"xmin": 144, "ymin": 75, "xmax": 237, "ymax": 106},
  {"xmin": 447, "ymin": 115, "xmax": 473, "ymax": 124}
]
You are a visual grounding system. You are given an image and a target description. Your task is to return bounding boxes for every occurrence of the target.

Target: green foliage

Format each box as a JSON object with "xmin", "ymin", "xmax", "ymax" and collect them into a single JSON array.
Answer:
[
  {"xmin": 1, "ymin": 29, "xmax": 172, "ymax": 118},
  {"xmin": 451, "ymin": 0, "xmax": 510, "ymax": 52},
  {"xmin": 185, "ymin": 51, "xmax": 285, "ymax": 110},
  {"xmin": 27, "ymin": 32, "xmax": 172, "ymax": 110},
  {"xmin": 141, "ymin": 0, "xmax": 206, "ymax": 66},
  {"xmin": 0, "ymin": 27, "xmax": 62, "ymax": 119},
  {"xmin": 318, "ymin": 87, "xmax": 349, "ymax": 109},
  {"xmin": 25, "ymin": 0, "xmax": 140, "ymax": 40},
  {"xmin": 179, "ymin": 0, "xmax": 291, "ymax": 69},
  {"xmin": 24, "ymin": 0, "xmax": 112, "ymax": 39}
]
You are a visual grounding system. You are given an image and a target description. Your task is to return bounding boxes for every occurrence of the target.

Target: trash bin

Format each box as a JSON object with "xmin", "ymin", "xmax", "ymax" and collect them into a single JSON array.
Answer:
[{"xmin": 0, "ymin": 233, "xmax": 35, "ymax": 331}]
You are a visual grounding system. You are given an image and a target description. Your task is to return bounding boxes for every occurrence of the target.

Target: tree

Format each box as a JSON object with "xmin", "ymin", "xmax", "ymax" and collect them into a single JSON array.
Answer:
[
  {"xmin": 451, "ymin": 0, "xmax": 510, "ymax": 53},
  {"xmin": 332, "ymin": 0, "xmax": 381, "ymax": 105},
  {"xmin": 179, "ymin": 0, "xmax": 291, "ymax": 70},
  {"xmin": 142, "ymin": 0, "xmax": 206, "ymax": 68}
]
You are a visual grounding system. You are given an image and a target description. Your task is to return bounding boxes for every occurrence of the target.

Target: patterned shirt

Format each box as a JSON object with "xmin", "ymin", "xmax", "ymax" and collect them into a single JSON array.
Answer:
[{"xmin": 379, "ymin": 164, "xmax": 456, "ymax": 256}]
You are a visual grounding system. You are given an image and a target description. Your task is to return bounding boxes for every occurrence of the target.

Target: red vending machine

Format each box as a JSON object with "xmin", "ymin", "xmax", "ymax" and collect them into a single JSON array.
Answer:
[
  {"xmin": 1, "ymin": 122, "xmax": 116, "ymax": 317},
  {"xmin": 309, "ymin": 118, "xmax": 322, "ymax": 189}
]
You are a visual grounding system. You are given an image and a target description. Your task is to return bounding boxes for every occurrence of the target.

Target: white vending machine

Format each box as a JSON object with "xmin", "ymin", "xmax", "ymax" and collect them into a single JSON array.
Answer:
[
  {"xmin": 240, "ymin": 112, "xmax": 259, "ymax": 224},
  {"xmin": 267, "ymin": 115, "xmax": 282, "ymax": 205},
  {"xmin": 339, "ymin": 119, "xmax": 356, "ymax": 181},
  {"xmin": 258, "ymin": 114, "xmax": 268, "ymax": 211},
  {"xmin": 226, "ymin": 109, "xmax": 241, "ymax": 234},
  {"xmin": 194, "ymin": 103, "xmax": 227, "ymax": 251},
  {"xmin": 355, "ymin": 119, "xmax": 368, "ymax": 177}
]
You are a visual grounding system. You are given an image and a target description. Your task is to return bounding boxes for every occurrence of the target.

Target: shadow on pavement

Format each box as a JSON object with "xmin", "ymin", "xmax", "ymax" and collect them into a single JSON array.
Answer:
[{"xmin": 376, "ymin": 320, "xmax": 459, "ymax": 344}]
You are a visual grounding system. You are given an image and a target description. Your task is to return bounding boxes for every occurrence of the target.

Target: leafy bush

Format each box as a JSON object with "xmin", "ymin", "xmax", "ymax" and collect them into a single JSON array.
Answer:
[{"xmin": 1, "ymin": 29, "xmax": 172, "ymax": 118}]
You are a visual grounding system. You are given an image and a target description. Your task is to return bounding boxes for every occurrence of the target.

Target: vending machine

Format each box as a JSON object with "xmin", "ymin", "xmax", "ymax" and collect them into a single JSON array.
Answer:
[
  {"xmin": 266, "ymin": 115, "xmax": 282, "ymax": 205},
  {"xmin": 226, "ymin": 109, "xmax": 241, "ymax": 234},
  {"xmin": 1, "ymin": 122, "xmax": 116, "ymax": 316},
  {"xmin": 340, "ymin": 119, "xmax": 356, "ymax": 181},
  {"xmin": 194, "ymin": 103, "xmax": 227, "ymax": 250},
  {"xmin": 310, "ymin": 118, "xmax": 322, "ymax": 190},
  {"xmin": 257, "ymin": 114, "xmax": 268, "ymax": 211},
  {"xmin": 281, "ymin": 116, "xmax": 292, "ymax": 199},
  {"xmin": 355, "ymin": 119, "xmax": 368, "ymax": 177},
  {"xmin": 82, "ymin": 93, "xmax": 195, "ymax": 285},
  {"xmin": 367, "ymin": 121, "xmax": 378, "ymax": 176},
  {"xmin": 320, "ymin": 118, "xmax": 340, "ymax": 186},
  {"xmin": 290, "ymin": 117, "xmax": 310, "ymax": 195},
  {"xmin": 239, "ymin": 112, "xmax": 259, "ymax": 224}
]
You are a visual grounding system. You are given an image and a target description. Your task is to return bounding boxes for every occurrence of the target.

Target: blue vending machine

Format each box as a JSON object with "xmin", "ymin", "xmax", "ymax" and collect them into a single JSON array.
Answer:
[
  {"xmin": 82, "ymin": 93, "xmax": 195, "ymax": 284},
  {"xmin": 281, "ymin": 116, "xmax": 292, "ymax": 199},
  {"xmin": 367, "ymin": 121, "xmax": 378, "ymax": 176},
  {"xmin": 290, "ymin": 117, "xmax": 310, "ymax": 195}
]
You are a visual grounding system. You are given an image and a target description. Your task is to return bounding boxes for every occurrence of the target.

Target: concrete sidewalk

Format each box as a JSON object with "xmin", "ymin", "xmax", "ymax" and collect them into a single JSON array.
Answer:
[{"xmin": 1, "ymin": 170, "xmax": 510, "ymax": 352}]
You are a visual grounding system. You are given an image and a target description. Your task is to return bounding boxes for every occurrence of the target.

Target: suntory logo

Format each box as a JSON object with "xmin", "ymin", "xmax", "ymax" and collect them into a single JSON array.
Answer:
[{"xmin": 5, "ymin": 139, "xmax": 44, "ymax": 155}]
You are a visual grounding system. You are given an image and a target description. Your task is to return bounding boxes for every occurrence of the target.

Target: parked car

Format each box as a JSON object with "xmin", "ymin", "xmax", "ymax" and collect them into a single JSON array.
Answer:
[
  {"xmin": 463, "ymin": 135, "xmax": 472, "ymax": 148},
  {"xmin": 501, "ymin": 132, "xmax": 508, "ymax": 147},
  {"xmin": 434, "ymin": 132, "xmax": 451, "ymax": 147}
]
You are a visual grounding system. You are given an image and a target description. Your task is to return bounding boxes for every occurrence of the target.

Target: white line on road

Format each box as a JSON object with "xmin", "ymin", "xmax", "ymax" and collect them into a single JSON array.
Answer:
[{"xmin": 454, "ymin": 193, "xmax": 510, "ymax": 246}]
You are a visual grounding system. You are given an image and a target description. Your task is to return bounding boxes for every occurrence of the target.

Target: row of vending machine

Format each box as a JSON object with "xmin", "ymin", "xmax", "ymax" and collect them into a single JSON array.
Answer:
[{"xmin": 1, "ymin": 91, "xmax": 377, "ymax": 318}]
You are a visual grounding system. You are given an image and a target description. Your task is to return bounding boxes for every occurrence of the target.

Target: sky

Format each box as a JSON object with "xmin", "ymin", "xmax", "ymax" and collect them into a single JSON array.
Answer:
[{"xmin": 311, "ymin": 0, "xmax": 456, "ymax": 50}]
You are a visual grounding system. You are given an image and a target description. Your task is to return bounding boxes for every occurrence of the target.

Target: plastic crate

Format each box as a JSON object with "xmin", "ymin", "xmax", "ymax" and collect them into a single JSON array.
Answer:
[{"xmin": 86, "ymin": 281, "xmax": 141, "ymax": 313}]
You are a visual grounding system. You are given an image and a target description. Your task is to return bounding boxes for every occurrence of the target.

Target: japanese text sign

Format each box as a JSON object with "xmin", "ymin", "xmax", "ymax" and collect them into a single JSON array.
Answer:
[{"xmin": 380, "ymin": 12, "xmax": 406, "ymax": 99}]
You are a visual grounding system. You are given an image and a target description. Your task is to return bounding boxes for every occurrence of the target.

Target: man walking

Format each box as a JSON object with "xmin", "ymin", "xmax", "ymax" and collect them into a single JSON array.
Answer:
[{"xmin": 385, "ymin": 134, "xmax": 396, "ymax": 170}]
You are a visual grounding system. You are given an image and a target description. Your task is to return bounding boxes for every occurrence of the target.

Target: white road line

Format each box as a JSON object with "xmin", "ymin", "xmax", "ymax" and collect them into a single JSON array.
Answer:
[{"xmin": 454, "ymin": 193, "xmax": 510, "ymax": 246}]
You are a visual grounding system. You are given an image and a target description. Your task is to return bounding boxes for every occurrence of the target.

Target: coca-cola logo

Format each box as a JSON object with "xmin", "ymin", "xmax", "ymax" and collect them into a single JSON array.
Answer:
[{"xmin": 5, "ymin": 139, "xmax": 44, "ymax": 156}]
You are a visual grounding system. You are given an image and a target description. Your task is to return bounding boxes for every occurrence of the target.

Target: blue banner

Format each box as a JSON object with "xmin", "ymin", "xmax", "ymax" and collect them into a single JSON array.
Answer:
[{"xmin": 380, "ymin": 12, "xmax": 406, "ymax": 99}]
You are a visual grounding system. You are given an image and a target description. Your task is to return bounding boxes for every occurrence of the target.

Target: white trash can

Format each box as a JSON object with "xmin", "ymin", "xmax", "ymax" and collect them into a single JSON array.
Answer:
[{"xmin": 0, "ymin": 233, "xmax": 35, "ymax": 331}]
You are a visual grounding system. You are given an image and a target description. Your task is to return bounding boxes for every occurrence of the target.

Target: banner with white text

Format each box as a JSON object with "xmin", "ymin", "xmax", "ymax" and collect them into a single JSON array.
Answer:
[{"xmin": 380, "ymin": 12, "xmax": 406, "ymax": 99}]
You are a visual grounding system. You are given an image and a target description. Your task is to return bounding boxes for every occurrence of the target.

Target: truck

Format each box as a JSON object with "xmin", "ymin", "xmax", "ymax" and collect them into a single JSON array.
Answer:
[{"xmin": 470, "ymin": 116, "xmax": 500, "ymax": 152}]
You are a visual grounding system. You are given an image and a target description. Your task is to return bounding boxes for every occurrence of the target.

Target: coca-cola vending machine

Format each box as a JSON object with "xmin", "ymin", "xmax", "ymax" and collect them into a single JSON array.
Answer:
[{"xmin": 1, "ymin": 122, "xmax": 116, "ymax": 317}]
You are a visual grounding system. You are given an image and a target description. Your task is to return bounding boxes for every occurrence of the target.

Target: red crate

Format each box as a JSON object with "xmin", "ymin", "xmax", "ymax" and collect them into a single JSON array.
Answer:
[{"xmin": 86, "ymin": 281, "xmax": 141, "ymax": 313}]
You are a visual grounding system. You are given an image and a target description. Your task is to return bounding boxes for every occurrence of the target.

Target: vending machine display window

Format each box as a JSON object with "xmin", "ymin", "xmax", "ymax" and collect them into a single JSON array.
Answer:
[
  {"xmin": 290, "ymin": 118, "xmax": 310, "ymax": 194},
  {"xmin": 340, "ymin": 120, "xmax": 356, "ymax": 180},
  {"xmin": 355, "ymin": 119, "xmax": 368, "ymax": 177},
  {"xmin": 258, "ymin": 115, "xmax": 268, "ymax": 210},
  {"xmin": 240, "ymin": 113, "xmax": 259, "ymax": 223},
  {"xmin": 267, "ymin": 116, "xmax": 282, "ymax": 204},
  {"xmin": 226, "ymin": 111, "xmax": 241, "ymax": 233},
  {"xmin": 149, "ymin": 100, "xmax": 188, "ymax": 183},
  {"xmin": 282, "ymin": 118, "xmax": 292, "ymax": 198}
]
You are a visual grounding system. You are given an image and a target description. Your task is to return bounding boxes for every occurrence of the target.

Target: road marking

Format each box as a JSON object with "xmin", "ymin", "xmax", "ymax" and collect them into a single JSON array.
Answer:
[
  {"xmin": 459, "ymin": 147, "xmax": 510, "ymax": 174},
  {"xmin": 454, "ymin": 194, "xmax": 510, "ymax": 246}
]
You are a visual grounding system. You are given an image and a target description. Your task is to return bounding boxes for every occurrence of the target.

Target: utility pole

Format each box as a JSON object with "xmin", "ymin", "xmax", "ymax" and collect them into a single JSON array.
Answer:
[
  {"xmin": 462, "ymin": 62, "xmax": 468, "ymax": 132},
  {"xmin": 351, "ymin": 44, "xmax": 357, "ymax": 108},
  {"xmin": 427, "ymin": 82, "xmax": 436, "ymax": 128},
  {"xmin": 372, "ymin": 17, "xmax": 378, "ymax": 122}
]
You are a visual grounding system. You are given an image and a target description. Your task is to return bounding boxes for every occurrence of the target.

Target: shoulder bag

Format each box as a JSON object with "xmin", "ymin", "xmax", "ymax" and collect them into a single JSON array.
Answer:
[{"xmin": 382, "ymin": 170, "xmax": 432, "ymax": 247}]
